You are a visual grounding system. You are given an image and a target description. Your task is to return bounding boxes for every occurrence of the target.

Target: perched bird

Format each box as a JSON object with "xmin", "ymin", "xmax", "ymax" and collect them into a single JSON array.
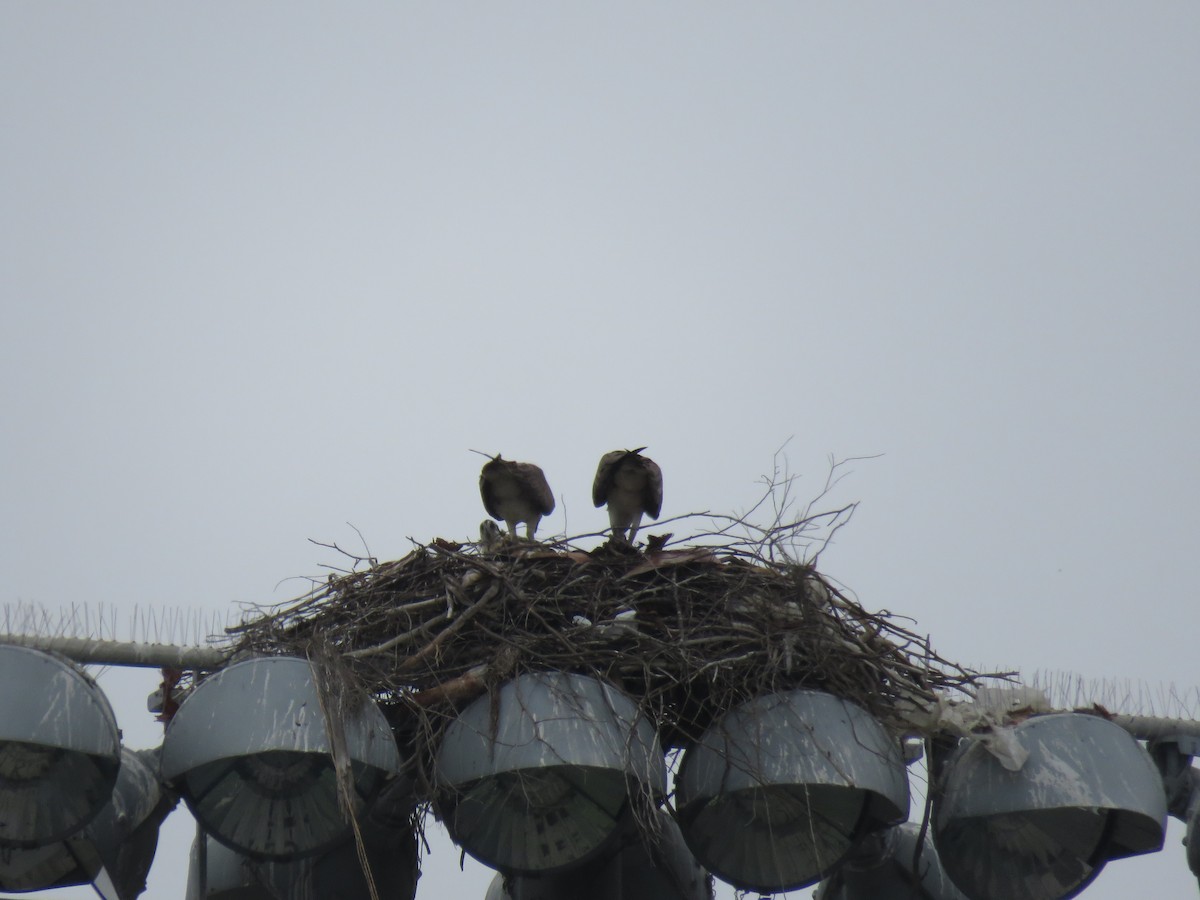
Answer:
[
  {"xmin": 479, "ymin": 454, "xmax": 556, "ymax": 540},
  {"xmin": 592, "ymin": 448, "xmax": 663, "ymax": 544},
  {"xmin": 478, "ymin": 519, "xmax": 505, "ymax": 553}
]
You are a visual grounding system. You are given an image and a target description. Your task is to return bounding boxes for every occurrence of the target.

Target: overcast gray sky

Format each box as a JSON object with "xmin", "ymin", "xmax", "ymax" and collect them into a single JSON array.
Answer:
[{"xmin": 2, "ymin": 4, "xmax": 1198, "ymax": 897}]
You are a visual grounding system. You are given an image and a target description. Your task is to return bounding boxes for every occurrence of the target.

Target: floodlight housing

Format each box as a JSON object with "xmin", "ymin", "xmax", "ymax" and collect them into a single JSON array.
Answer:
[
  {"xmin": 0, "ymin": 746, "xmax": 173, "ymax": 896},
  {"xmin": 0, "ymin": 644, "xmax": 121, "ymax": 847},
  {"xmin": 675, "ymin": 688, "xmax": 909, "ymax": 893},
  {"xmin": 435, "ymin": 671, "xmax": 666, "ymax": 874},
  {"xmin": 815, "ymin": 822, "xmax": 967, "ymax": 899},
  {"xmin": 162, "ymin": 655, "xmax": 403, "ymax": 860},
  {"xmin": 186, "ymin": 823, "xmax": 419, "ymax": 900},
  {"xmin": 483, "ymin": 810, "xmax": 712, "ymax": 900},
  {"xmin": 934, "ymin": 712, "xmax": 1167, "ymax": 900}
]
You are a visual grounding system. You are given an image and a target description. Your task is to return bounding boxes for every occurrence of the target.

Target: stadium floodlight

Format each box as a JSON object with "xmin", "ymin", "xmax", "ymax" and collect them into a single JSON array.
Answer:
[
  {"xmin": 934, "ymin": 712, "xmax": 1167, "ymax": 900},
  {"xmin": 482, "ymin": 810, "xmax": 712, "ymax": 900},
  {"xmin": 0, "ymin": 746, "xmax": 174, "ymax": 897},
  {"xmin": 814, "ymin": 821, "xmax": 967, "ymax": 899},
  {"xmin": 185, "ymin": 820, "xmax": 419, "ymax": 900},
  {"xmin": 0, "ymin": 644, "xmax": 121, "ymax": 848},
  {"xmin": 186, "ymin": 769, "xmax": 417, "ymax": 900},
  {"xmin": 162, "ymin": 655, "xmax": 403, "ymax": 860},
  {"xmin": 675, "ymin": 688, "xmax": 909, "ymax": 893},
  {"xmin": 435, "ymin": 671, "xmax": 666, "ymax": 874}
]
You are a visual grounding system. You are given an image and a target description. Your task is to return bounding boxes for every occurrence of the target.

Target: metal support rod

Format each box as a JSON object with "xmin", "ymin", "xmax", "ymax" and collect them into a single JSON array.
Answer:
[
  {"xmin": 1113, "ymin": 715, "xmax": 1200, "ymax": 743},
  {"xmin": 0, "ymin": 632, "xmax": 228, "ymax": 669}
]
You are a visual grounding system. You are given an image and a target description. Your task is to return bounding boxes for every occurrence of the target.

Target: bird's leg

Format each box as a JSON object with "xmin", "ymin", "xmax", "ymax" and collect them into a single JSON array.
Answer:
[
  {"xmin": 627, "ymin": 513, "xmax": 645, "ymax": 545},
  {"xmin": 505, "ymin": 519, "xmax": 521, "ymax": 540},
  {"xmin": 608, "ymin": 509, "xmax": 628, "ymax": 544},
  {"xmin": 524, "ymin": 516, "xmax": 541, "ymax": 541}
]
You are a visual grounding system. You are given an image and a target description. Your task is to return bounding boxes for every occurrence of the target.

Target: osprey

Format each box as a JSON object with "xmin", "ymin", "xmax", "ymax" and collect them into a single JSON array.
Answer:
[
  {"xmin": 592, "ymin": 447, "xmax": 663, "ymax": 544},
  {"xmin": 478, "ymin": 519, "xmax": 505, "ymax": 553},
  {"xmin": 479, "ymin": 454, "xmax": 555, "ymax": 540}
]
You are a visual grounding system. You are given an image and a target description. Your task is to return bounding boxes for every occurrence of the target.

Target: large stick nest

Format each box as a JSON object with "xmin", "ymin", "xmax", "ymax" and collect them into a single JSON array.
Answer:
[{"xmin": 227, "ymin": 511, "xmax": 985, "ymax": 800}]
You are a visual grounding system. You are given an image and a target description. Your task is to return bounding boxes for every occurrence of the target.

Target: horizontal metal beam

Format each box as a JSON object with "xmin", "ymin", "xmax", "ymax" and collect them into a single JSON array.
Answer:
[
  {"xmin": 1114, "ymin": 714, "xmax": 1200, "ymax": 743},
  {"xmin": 0, "ymin": 633, "xmax": 228, "ymax": 669}
]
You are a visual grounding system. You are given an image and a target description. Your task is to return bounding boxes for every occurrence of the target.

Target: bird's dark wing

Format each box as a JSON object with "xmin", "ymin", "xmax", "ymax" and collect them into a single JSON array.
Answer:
[
  {"xmin": 515, "ymin": 462, "xmax": 556, "ymax": 515},
  {"xmin": 641, "ymin": 456, "xmax": 664, "ymax": 518},
  {"xmin": 592, "ymin": 450, "xmax": 625, "ymax": 507},
  {"xmin": 479, "ymin": 467, "xmax": 503, "ymax": 520}
]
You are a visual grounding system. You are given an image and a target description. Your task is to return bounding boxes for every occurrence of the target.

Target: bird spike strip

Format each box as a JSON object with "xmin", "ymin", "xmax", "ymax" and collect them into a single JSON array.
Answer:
[{"xmin": 227, "ymin": 526, "xmax": 992, "ymax": 805}]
